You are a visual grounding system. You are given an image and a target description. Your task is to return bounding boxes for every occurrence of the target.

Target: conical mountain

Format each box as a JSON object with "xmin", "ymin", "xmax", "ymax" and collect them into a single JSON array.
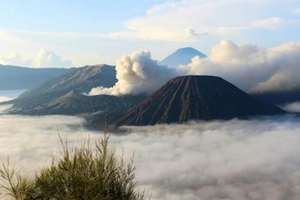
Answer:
[
  {"xmin": 161, "ymin": 47, "xmax": 206, "ymax": 68},
  {"xmin": 105, "ymin": 76, "xmax": 284, "ymax": 127}
]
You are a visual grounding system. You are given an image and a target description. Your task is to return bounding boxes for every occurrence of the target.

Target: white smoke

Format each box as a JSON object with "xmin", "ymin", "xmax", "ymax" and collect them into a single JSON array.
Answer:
[
  {"xmin": 89, "ymin": 51, "xmax": 177, "ymax": 96},
  {"xmin": 283, "ymin": 102, "xmax": 300, "ymax": 113},
  {"xmin": 179, "ymin": 40, "xmax": 300, "ymax": 93},
  {"xmin": 0, "ymin": 114, "xmax": 300, "ymax": 200},
  {"xmin": 90, "ymin": 40, "xmax": 300, "ymax": 96}
]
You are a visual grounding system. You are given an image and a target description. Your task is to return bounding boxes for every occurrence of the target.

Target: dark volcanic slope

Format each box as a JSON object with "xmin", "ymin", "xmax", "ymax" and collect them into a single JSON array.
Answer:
[
  {"xmin": 108, "ymin": 76, "xmax": 284, "ymax": 126},
  {"xmin": 18, "ymin": 64, "xmax": 117, "ymax": 99},
  {"xmin": 8, "ymin": 90, "xmax": 146, "ymax": 115}
]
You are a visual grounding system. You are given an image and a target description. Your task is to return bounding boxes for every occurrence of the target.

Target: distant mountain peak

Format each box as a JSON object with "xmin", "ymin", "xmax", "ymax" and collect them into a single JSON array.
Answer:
[
  {"xmin": 161, "ymin": 47, "xmax": 206, "ymax": 68},
  {"xmin": 176, "ymin": 47, "xmax": 203, "ymax": 53}
]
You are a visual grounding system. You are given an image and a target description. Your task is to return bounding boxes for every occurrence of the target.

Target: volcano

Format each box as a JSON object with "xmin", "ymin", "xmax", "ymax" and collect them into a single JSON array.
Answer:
[{"xmin": 103, "ymin": 76, "xmax": 285, "ymax": 127}]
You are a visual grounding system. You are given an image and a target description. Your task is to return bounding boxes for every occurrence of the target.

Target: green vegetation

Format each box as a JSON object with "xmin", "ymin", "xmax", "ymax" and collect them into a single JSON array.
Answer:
[{"xmin": 0, "ymin": 134, "xmax": 146, "ymax": 200}]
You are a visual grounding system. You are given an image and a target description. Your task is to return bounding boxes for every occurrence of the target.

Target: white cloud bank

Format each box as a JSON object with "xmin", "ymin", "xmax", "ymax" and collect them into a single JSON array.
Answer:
[
  {"xmin": 90, "ymin": 40, "xmax": 300, "ymax": 96},
  {"xmin": 0, "ymin": 48, "xmax": 76, "ymax": 68},
  {"xmin": 0, "ymin": 53, "xmax": 23, "ymax": 66},
  {"xmin": 32, "ymin": 48, "xmax": 75, "ymax": 68},
  {"xmin": 179, "ymin": 40, "xmax": 300, "ymax": 93},
  {"xmin": 0, "ymin": 113, "xmax": 300, "ymax": 200}
]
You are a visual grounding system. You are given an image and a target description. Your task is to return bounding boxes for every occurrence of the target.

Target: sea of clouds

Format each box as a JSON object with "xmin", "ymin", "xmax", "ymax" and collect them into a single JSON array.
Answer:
[
  {"xmin": 0, "ymin": 89, "xmax": 26, "ymax": 103},
  {"xmin": 0, "ymin": 106, "xmax": 300, "ymax": 200}
]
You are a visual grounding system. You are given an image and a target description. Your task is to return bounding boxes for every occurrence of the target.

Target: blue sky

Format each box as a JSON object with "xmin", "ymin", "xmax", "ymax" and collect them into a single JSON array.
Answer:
[{"xmin": 0, "ymin": 0, "xmax": 300, "ymax": 68}]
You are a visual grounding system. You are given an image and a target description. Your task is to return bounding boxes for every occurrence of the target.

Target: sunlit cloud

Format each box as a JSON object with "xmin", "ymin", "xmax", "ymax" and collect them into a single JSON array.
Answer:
[
  {"xmin": 179, "ymin": 40, "xmax": 300, "ymax": 93},
  {"xmin": 32, "ymin": 48, "xmax": 76, "ymax": 68},
  {"xmin": 0, "ymin": 46, "xmax": 77, "ymax": 68},
  {"xmin": 0, "ymin": 113, "xmax": 300, "ymax": 199},
  {"xmin": 0, "ymin": 53, "xmax": 23, "ymax": 66},
  {"xmin": 108, "ymin": 0, "xmax": 298, "ymax": 42},
  {"xmin": 89, "ymin": 40, "xmax": 300, "ymax": 96},
  {"xmin": 0, "ymin": 97, "xmax": 12, "ymax": 103}
]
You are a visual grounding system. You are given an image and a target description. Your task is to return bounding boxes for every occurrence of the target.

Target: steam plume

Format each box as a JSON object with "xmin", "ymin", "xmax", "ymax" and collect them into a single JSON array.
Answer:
[
  {"xmin": 91, "ymin": 40, "xmax": 300, "ymax": 96},
  {"xmin": 89, "ymin": 51, "xmax": 177, "ymax": 96}
]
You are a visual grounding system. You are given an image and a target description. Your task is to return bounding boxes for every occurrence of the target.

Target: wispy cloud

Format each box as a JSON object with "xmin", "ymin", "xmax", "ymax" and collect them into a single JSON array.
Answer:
[
  {"xmin": 251, "ymin": 17, "xmax": 284, "ymax": 29},
  {"xmin": 292, "ymin": 8, "xmax": 300, "ymax": 14},
  {"xmin": 108, "ymin": 0, "xmax": 296, "ymax": 42},
  {"xmin": 1, "ymin": 0, "xmax": 300, "ymax": 67}
]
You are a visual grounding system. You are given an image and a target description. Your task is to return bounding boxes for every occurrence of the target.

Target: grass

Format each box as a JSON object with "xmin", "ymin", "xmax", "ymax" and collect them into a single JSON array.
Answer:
[{"xmin": 0, "ymin": 132, "xmax": 146, "ymax": 200}]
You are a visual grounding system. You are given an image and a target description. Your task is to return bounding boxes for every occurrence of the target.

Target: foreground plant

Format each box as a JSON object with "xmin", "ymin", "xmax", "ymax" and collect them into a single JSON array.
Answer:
[
  {"xmin": 0, "ymin": 159, "xmax": 34, "ymax": 200},
  {"xmin": 0, "ymin": 134, "xmax": 145, "ymax": 200}
]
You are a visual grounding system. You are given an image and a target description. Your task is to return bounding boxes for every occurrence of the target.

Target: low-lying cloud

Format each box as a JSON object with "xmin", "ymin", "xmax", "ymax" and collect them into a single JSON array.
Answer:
[
  {"xmin": 0, "ymin": 90, "xmax": 27, "ymax": 103},
  {"xmin": 0, "ymin": 112, "xmax": 300, "ymax": 200},
  {"xmin": 0, "ymin": 96, "xmax": 12, "ymax": 103},
  {"xmin": 89, "ymin": 51, "xmax": 177, "ymax": 96},
  {"xmin": 283, "ymin": 102, "xmax": 300, "ymax": 113}
]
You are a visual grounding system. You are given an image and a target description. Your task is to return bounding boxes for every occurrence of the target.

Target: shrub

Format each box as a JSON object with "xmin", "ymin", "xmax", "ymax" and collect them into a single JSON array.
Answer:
[{"xmin": 0, "ymin": 134, "xmax": 146, "ymax": 200}]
